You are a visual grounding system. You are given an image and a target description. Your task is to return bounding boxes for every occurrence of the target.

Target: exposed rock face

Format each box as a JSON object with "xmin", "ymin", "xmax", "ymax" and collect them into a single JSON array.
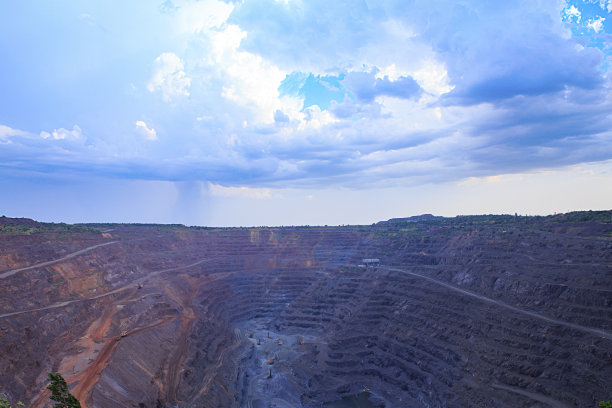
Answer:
[{"xmin": 0, "ymin": 213, "xmax": 611, "ymax": 407}]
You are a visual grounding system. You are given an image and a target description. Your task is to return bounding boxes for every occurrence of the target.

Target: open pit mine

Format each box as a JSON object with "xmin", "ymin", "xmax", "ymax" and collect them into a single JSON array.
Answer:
[{"xmin": 0, "ymin": 212, "xmax": 611, "ymax": 408}]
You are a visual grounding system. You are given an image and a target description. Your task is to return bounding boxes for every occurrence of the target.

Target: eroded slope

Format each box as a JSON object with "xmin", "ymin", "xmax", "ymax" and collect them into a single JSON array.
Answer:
[{"xmin": 0, "ymin": 213, "xmax": 610, "ymax": 407}]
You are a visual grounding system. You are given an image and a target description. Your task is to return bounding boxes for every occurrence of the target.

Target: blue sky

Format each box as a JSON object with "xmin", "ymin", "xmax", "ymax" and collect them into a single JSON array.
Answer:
[{"xmin": 0, "ymin": 0, "xmax": 611, "ymax": 226}]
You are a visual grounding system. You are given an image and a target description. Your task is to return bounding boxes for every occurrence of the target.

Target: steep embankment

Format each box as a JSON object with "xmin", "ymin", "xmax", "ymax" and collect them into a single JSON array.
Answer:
[{"xmin": 0, "ymin": 213, "xmax": 610, "ymax": 407}]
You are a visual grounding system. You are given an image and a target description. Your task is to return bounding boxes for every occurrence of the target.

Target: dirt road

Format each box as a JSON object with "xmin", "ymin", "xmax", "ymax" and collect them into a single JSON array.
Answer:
[
  {"xmin": 383, "ymin": 265, "xmax": 612, "ymax": 340},
  {"xmin": 72, "ymin": 315, "xmax": 179, "ymax": 408},
  {"xmin": 0, "ymin": 241, "xmax": 120, "ymax": 279},
  {"xmin": 0, "ymin": 258, "xmax": 211, "ymax": 319}
]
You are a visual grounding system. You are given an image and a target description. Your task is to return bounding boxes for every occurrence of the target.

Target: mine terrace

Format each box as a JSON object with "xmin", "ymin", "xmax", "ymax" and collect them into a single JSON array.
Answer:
[{"xmin": 0, "ymin": 211, "xmax": 611, "ymax": 407}]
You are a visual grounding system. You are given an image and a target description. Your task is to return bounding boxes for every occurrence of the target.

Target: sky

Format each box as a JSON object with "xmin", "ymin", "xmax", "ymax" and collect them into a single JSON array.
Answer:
[{"xmin": 0, "ymin": 0, "xmax": 611, "ymax": 226}]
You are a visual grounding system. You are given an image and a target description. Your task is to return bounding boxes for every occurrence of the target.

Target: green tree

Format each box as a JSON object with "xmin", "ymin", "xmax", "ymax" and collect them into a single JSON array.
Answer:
[
  {"xmin": 599, "ymin": 401, "xmax": 612, "ymax": 408},
  {"xmin": 0, "ymin": 394, "xmax": 24, "ymax": 408},
  {"xmin": 46, "ymin": 372, "xmax": 81, "ymax": 408}
]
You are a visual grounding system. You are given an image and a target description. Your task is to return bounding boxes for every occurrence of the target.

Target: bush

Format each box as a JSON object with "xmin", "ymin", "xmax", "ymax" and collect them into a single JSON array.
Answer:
[
  {"xmin": 47, "ymin": 373, "xmax": 81, "ymax": 408},
  {"xmin": 0, "ymin": 394, "xmax": 24, "ymax": 408}
]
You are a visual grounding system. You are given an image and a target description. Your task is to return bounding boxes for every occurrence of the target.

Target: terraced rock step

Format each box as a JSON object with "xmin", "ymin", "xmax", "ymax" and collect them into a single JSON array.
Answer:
[
  {"xmin": 0, "ymin": 212, "xmax": 610, "ymax": 407},
  {"xmin": 183, "ymin": 264, "xmax": 611, "ymax": 407}
]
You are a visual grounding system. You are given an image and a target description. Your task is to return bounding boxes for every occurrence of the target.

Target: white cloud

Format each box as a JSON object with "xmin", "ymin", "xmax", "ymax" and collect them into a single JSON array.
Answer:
[
  {"xmin": 563, "ymin": 5, "xmax": 581, "ymax": 23},
  {"xmin": 40, "ymin": 125, "xmax": 83, "ymax": 141},
  {"xmin": 208, "ymin": 182, "xmax": 272, "ymax": 199},
  {"xmin": 2, "ymin": 0, "xmax": 609, "ymax": 202},
  {"xmin": 410, "ymin": 60, "xmax": 454, "ymax": 97},
  {"xmin": 147, "ymin": 52, "xmax": 191, "ymax": 101},
  {"xmin": 135, "ymin": 121, "xmax": 157, "ymax": 140},
  {"xmin": 0, "ymin": 125, "xmax": 29, "ymax": 140},
  {"xmin": 298, "ymin": 105, "xmax": 337, "ymax": 130},
  {"xmin": 357, "ymin": 20, "xmax": 453, "ymax": 99},
  {"xmin": 209, "ymin": 24, "xmax": 245, "ymax": 62},
  {"xmin": 588, "ymin": 0, "xmax": 612, "ymax": 13},
  {"xmin": 172, "ymin": 0, "xmax": 233, "ymax": 34},
  {"xmin": 586, "ymin": 16, "xmax": 605, "ymax": 33},
  {"xmin": 210, "ymin": 24, "xmax": 296, "ymax": 123},
  {"xmin": 184, "ymin": 3, "xmax": 446, "ymax": 129},
  {"xmin": 375, "ymin": 64, "xmax": 406, "ymax": 82}
]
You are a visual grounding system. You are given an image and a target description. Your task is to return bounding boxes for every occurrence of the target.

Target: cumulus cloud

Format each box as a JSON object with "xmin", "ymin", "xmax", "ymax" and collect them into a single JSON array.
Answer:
[
  {"xmin": 40, "ymin": 125, "xmax": 83, "ymax": 141},
  {"xmin": 1, "ymin": 0, "xmax": 611, "ymax": 194},
  {"xmin": 586, "ymin": 16, "xmax": 606, "ymax": 33},
  {"xmin": 169, "ymin": 6, "xmax": 303, "ymax": 125},
  {"xmin": 147, "ymin": 52, "xmax": 191, "ymax": 101},
  {"xmin": 343, "ymin": 70, "xmax": 422, "ymax": 103},
  {"xmin": 588, "ymin": 0, "xmax": 612, "ymax": 13},
  {"xmin": 421, "ymin": 2, "xmax": 604, "ymax": 105},
  {"xmin": 172, "ymin": 0, "xmax": 233, "ymax": 34},
  {"xmin": 135, "ymin": 120, "xmax": 157, "ymax": 140},
  {"xmin": 274, "ymin": 109, "xmax": 290, "ymax": 124},
  {"xmin": 230, "ymin": 0, "xmax": 604, "ymax": 107},
  {"xmin": 392, "ymin": 62, "xmax": 454, "ymax": 97},
  {"xmin": 210, "ymin": 24, "xmax": 296, "ymax": 123},
  {"xmin": 229, "ymin": 0, "xmax": 377, "ymax": 71},
  {"xmin": 563, "ymin": 5, "xmax": 581, "ymax": 23}
]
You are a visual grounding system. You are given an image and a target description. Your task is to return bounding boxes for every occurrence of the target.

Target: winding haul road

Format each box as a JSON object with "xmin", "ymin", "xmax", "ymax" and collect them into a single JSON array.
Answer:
[
  {"xmin": 383, "ymin": 265, "xmax": 612, "ymax": 341},
  {"xmin": 3, "ymin": 244, "xmax": 610, "ymax": 343},
  {"xmin": 0, "ymin": 258, "xmax": 211, "ymax": 319},
  {"xmin": 0, "ymin": 286, "xmax": 131, "ymax": 319},
  {"xmin": 0, "ymin": 241, "xmax": 120, "ymax": 279}
]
